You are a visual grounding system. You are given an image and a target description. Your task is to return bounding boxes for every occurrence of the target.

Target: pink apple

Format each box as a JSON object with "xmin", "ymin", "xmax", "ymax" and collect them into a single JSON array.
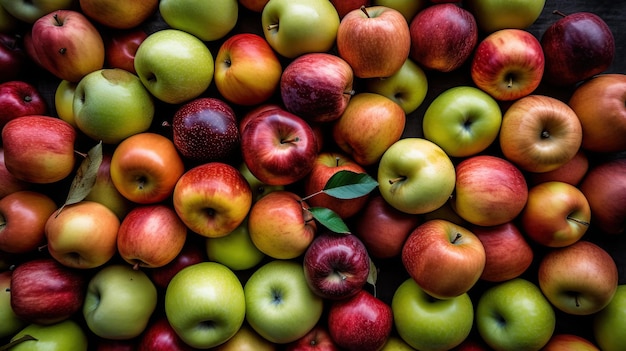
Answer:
[{"xmin": 0, "ymin": 80, "xmax": 47, "ymax": 129}]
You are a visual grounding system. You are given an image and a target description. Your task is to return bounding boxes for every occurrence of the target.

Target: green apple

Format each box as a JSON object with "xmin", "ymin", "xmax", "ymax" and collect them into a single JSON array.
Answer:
[
  {"xmin": 464, "ymin": 0, "xmax": 546, "ymax": 33},
  {"xmin": 54, "ymin": 79, "xmax": 78, "ymax": 128},
  {"xmin": 594, "ymin": 285, "xmax": 626, "ymax": 351},
  {"xmin": 392, "ymin": 277, "xmax": 474, "ymax": 350},
  {"xmin": 244, "ymin": 259, "xmax": 324, "ymax": 344},
  {"xmin": 206, "ymin": 218, "xmax": 266, "ymax": 271},
  {"xmin": 366, "ymin": 58, "xmax": 428, "ymax": 114},
  {"xmin": 239, "ymin": 161, "xmax": 285, "ymax": 202},
  {"xmin": 83, "ymin": 264, "xmax": 158, "ymax": 340},
  {"xmin": 8, "ymin": 319, "xmax": 88, "ymax": 351},
  {"xmin": 134, "ymin": 29, "xmax": 214, "ymax": 104},
  {"xmin": 377, "ymin": 137, "xmax": 456, "ymax": 215},
  {"xmin": 165, "ymin": 261, "xmax": 246, "ymax": 349},
  {"xmin": 0, "ymin": 0, "xmax": 75, "ymax": 23},
  {"xmin": 73, "ymin": 68, "xmax": 154, "ymax": 145},
  {"xmin": 373, "ymin": 0, "xmax": 427, "ymax": 22},
  {"xmin": 261, "ymin": 0, "xmax": 340, "ymax": 58},
  {"xmin": 476, "ymin": 278, "xmax": 556, "ymax": 351},
  {"xmin": 0, "ymin": 271, "xmax": 26, "ymax": 338},
  {"xmin": 380, "ymin": 335, "xmax": 417, "ymax": 350},
  {"xmin": 422, "ymin": 86, "xmax": 502, "ymax": 157},
  {"xmin": 159, "ymin": 0, "xmax": 238, "ymax": 42}
]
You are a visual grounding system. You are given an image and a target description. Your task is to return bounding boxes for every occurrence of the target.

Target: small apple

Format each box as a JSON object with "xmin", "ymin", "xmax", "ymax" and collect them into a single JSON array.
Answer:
[
  {"xmin": 205, "ymin": 217, "xmax": 266, "ymax": 271},
  {"xmin": 8, "ymin": 319, "xmax": 88, "ymax": 351},
  {"xmin": 137, "ymin": 316, "xmax": 194, "ymax": 351},
  {"xmin": 365, "ymin": 57, "xmax": 428, "ymax": 114},
  {"xmin": 159, "ymin": 0, "xmax": 239, "ymax": 42},
  {"xmin": 331, "ymin": 0, "xmax": 369, "ymax": 18},
  {"xmin": 284, "ymin": 323, "xmax": 340, "ymax": 351},
  {"xmin": 0, "ymin": 80, "xmax": 47, "ymax": 130},
  {"xmin": 53, "ymin": 79, "xmax": 78, "ymax": 127},
  {"xmin": 104, "ymin": 28, "xmax": 148, "ymax": 75},
  {"xmin": 79, "ymin": 0, "xmax": 159, "ymax": 29}
]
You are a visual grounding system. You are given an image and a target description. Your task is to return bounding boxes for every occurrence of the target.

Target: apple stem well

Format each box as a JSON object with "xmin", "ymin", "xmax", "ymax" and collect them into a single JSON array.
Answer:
[
  {"xmin": 267, "ymin": 23, "xmax": 278, "ymax": 31},
  {"xmin": 451, "ymin": 232, "xmax": 463, "ymax": 244},
  {"xmin": 567, "ymin": 215, "xmax": 590, "ymax": 226},
  {"xmin": 280, "ymin": 137, "xmax": 300, "ymax": 144},
  {"xmin": 361, "ymin": 6, "xmax": 371, "ymax": 18},
  {"xmin": 388, "ymin": 176, "xmax": 407, "ymax": 184}
]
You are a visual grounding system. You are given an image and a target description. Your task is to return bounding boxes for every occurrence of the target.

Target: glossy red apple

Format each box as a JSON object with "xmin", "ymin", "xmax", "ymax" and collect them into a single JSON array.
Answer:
[
  {"xmin": 104, "ymin": 28, "xmax": 148, "ymax": 75},
  {"xmin": 0, "ymin": 33, "xmax": 27, "ymax": 83},
  {"xmin": 330, "ymin": 0, "xmax": 369, "ymax": 18},
  {"xmin": 0, "ymin": 80, "xmax": 47, "ymax": 129},
  {"xmin": 148, "ymin": 236, "xmax": 207, "ymax": 290},
  {"xmin": 138, "ymin": 316, "xmax": 194, "ymax": 351},
  {"xmin": 285, "ymin": 323, "xmax": 340, "ymax": 351}
]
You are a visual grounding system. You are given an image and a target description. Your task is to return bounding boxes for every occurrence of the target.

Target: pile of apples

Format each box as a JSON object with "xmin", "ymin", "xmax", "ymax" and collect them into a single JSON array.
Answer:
[{"xmin": 1, "ymin": 0, "xmax": 625, "ymax": 350}]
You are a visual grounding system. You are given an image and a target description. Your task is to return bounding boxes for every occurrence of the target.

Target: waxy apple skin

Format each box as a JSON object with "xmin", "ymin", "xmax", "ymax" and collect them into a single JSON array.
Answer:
[
  {"xmin": 0, "ymin": 80, "xmax": 47, "ymax": 129},
  {"xmin": 104, "ymin": 28, "xmax": 148, "ymax": 75},
  {"xmin": 138, "ymin": 316, "xmax": 194, "ymax": 351}
]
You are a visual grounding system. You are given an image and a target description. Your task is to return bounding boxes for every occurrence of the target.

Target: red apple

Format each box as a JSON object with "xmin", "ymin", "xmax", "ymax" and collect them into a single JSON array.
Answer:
[
  {"xmin": 280, "ymin": 52, "xmax": 354, "ymax": 123},
  {"xmin": 337, "ymin": 5, "xmax": 411, "ymax": 78},
  {"xmin": 303, "ymin": 232, "xmax": 371, "ymax": 300},
  {"xmin": 138, "ymin": 316, "xmax": 194, "ymax": 351},
  {"xmin": 352, "ymin": 194, "xmax": 420, "ymax": 259},
  {"xmin": 402, "ymin": 219, "xmax": 486, "ymax": 299},
  {"xmin": 0, "ymin": 33, "xmax": 27, "ymax": 83},
  {"xmin": 2, "ymin": 115, "xmax": 77, "ymax": 184},
  {"xmin": 327, "ymin": 289, "xmax": 393, "ymax": 351},
  {"xmin": 285, "ymin": 323, "xmax": 340, "ymax": 351},
  {"xmin": 240, "ymin": 107, "xmax": 318, "ymax": 186},
  {"xmin": 452, "ymin": 155, "xmax": 528, "ymax": 227},
  {"xmin": 104, "ymin": 28, "xmax": 148, "ymax": 75},
  {"xmin": 472, "ymin": 222, "xmax": 534, "ymax": 282},
  {"xmin": 0, "ymin": 148, "xmax": 31, "ymax": 198},
  {"xmin": 117, "ymin": 204, "xmax": 188, "ymax": 269},
  {"xmin": 0, "ymin": 190, "xmax": 57, "ymax": 254},
  {"xmin": 0, "ymin": 80, "xmax": 47, "ymax": 129},
  {"xmin": 148, "ymin": 236, "xmax": 207, "ymax": 290},
  {"xmin": 238, "ymin": 0, "xmax": 270, "ymax": 13},
  {"xmin": 29, "ymin": 10, "xmax": 105, "ymax": 82},
  {"xmin": 79, "ymin": 0, "xmax": 159, "ymax": 30},
  {"xmin": 10, "ymin": 257, "xmax": 88, "ymax": 325},
  {"xmin": 331, "ymin": 0, "xmax": 370, "ymax": 18},
  {"xmin": 542, "ymin": 334, "xmax": 600, "ymax": 351},
  {"xmin": 409, "ymin": 3, "xmax": 478, "ymax": 72},
  {"xmin": 471, "ymin": 28, "xmax": 545, "ymax": 101},
  {"xmin": 579, "ymin": 158, "xmax": 626, "ymax": 235},
  {"xmin": 527, "ymin": 149, "xmax": 589, "ymax": 186}
]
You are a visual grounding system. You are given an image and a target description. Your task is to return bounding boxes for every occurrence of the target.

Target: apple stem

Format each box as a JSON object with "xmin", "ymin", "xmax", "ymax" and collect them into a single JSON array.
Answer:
[
  {"xmin": 161, "ymin": 121, "xmax": 172, "ymax": 128},
  {"xmin": 507, "ymin": 76, "xmax": 514, "ymax": 89},
  {"xmin": 336, "ymin": 156, "xmax": 341, "ymax": 167},
  {"xmin": 451, "ymin": 232, "xmax": 462, "ymax": 244},
  {"xmin": 74, "ymin": 150, "xmax": 88, "ymax": 158},
  {"xmin": 301, "ymin": 190, "xmax": 323, "ymax": 202},
  {"xmin": 567, "ymin": 215, "xmax": 590, "ymax": 226},
  {"xmin": 267, "ymin": 23, "xmax": 279, "ymax": 31},
  {"xmin": 575, "ymin": 294, "xmax": 580, "ymax": 307},
  {"xmin": 281, "ymin": 137, "xmax": 300, "ymax": 144},
  {"xmin": 53, "ymin": 13, "xmax": 63, "ymax": 26},
  {"xmin": 133, "ymin": 262, "xmax": 140, "ymax": 270},
  {"xmin": 344, "ymin": 89, "xmax": 355, "ymax": 96},
  {"xmin": 553, "ymin": 10, "xmax": 568, "ymax": 18},
  {"xmin": 388, "ymin": 176, "xmax": 406, "ymax": 185},
  {"xmin": 37, "ymin": 244, "xmax": 48, "ymax": 252},
  {"xmin": 541, "ymin": 130, "xmax": 551, "ymax": 139},
  {"xmin": 360, "ymin": 5, "xmax": 370, "ymax": 18}
]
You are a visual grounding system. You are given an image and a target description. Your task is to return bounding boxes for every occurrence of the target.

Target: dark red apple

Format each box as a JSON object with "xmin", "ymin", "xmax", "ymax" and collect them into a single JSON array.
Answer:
[
  {"xmin": 409, "ymin": 3, "xmax": 478, "ymax": 72},
  {"xmin": 0, "ymin": 33, "xmax": 27, "ymax": 83},
  {"xmin": 0, "ymin": 148, "xmax": 31, "ymax": 198},
  {"xmin": 172, "ymin": 97, "xmax": 241, "ymax": 164},
  {"xmin": 541, "ymin": 11, "xmax": 615, "ymax": 86},
  {"xmin": 148, "ymin": 236, "xmax": 208, "ymax": 290},
  {"xmin": 327, "ymin": 289, "xmax": 393, "ymax": 351},
  {"xmin": 95, "ymin": 338, "xmax": 138, "ymax": 351},
  {"xmin": 104, "ymin": 28, "xmax": 148, "ymax": 75},
  {"xmin": 330, "ymin": 0, "xmax": 370, "ymax": 18},
  {"xmin": 285, "ymin": 323, "xmax": 341, "ymax": 351},
  {"xmin": 138, "ymin": 316, "xmax": 194, "ymax": 351},
  {"xmin": 0, "ymin": 80, "xmax": 47, "ymax": 129},
  {"xmin": 10, "ymin": 257, "xmax": 88, "ymax": 325},
  {"xmin": 303, "ymin": 231, "xmax": 370, "ymax": 300}
]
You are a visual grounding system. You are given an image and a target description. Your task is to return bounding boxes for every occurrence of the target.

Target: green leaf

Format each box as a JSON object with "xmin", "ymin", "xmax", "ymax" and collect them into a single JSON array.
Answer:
[
  {"xmin": 308, "ymin": 207, "xmax": 351, "ymax": 234},
  {"xmin": 56, "ymin": 141, "xmax": 103, "ymax": 216},
  {"xmin": 323, "ymin": 170, "xmax": 378, "ymax": 200},
  {"xmin": 368, "ymin": 257, "xmax": 378, "ymax": 296}
]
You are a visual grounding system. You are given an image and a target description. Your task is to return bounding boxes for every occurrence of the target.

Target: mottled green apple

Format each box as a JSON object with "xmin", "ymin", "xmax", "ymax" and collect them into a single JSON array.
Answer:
[
  {"xmin": 8, "ymin": 319, "xmax": 88, "ymax": 351},
  {"xmin": 465, "ymin": 0, "xmax": 546, "ymax": 33},
  {"xmin": 366, "ymin": 58, "xmax": 428, "ymax": 114},
  {"xmin": 160, "ymin": 0, "xmax": 239, "ymax": 42}
]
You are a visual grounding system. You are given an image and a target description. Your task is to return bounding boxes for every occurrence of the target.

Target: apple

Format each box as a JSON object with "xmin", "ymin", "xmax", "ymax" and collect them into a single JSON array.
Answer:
[
  {"xmin": 542, "ymin": 334, "xmax": 600, "ymax": 351},
  {"xmin": 352, "ymin": 194, "xmax": 420, "ymax": 259},
  {"xmin": 240, "ymin": 107, "xmax": 318, "ymax": 186},
  {"xmin": 29, "ymin": 10, "xmax": 105, "ymax": 82},
  {"xmin": 471, "ymin": 222, "xmax": 534, "ymax": 282},
  {"xmin": 409, "ymin": 3, "xmax": 478, "ymax": 72},
  {"xmin": 7, "ymin": 319, "xmax": 88, "ymax": 351},
  {"xmin": 380, "ymin": 335, "xmax": 418, "ymax": 351},
  {"xmin": 303, "ymin": 151, "xmax": 370, "ymax": 219},
  {"xmin": 134, "ymin": 29, "xmax": 214, "ymax": 104},
  {"xmin": 214, "ymin": 33, "xmax": 283, "ymax": 106},
  {"xmin": 84, "ymin": 152, "xmax": 134, "ymax": 219},
  {"xmin": 110, "ymin": 132, "xmax": 185, "ymax": 204},
  {"xmin": 464, "ymin": 0, "xmax": 546, "ymax": 33},
  {"xmin": 471, "ymin": 28, "xmax": 545, "ymax": 101},
  {"xmin": 245, "ymin": 259, "xmax": 324, "ymax": 344},
  {"xmin": 422, "ymin": 85, "xmax": 502, "ymax": 157},
  {"xmin": 165, "ymin": 262, "xmax": 245, "ymax": 349},
  {"xmin": 377, "ymin": 137, "xmax": 456, "ymax": 215},
  {"xmin": 365, "ymin": 57, "xmax": 428, "ymax": 114},
  {"xmin": 579, "ymin": 158, "xmax": 626, "ymax": 235},
  {"xmin": 73, "ymin": 68, "xmax": 155, "ymax": 144},
  {"xmin": 327, "ymin": 289, "xmax": 393, "ymax": 351},
  {"xmin": 499, "ymin": 95, "xmax": 583, "ymax": 173},
  {"xmin": 284, "ymin": 323, "xmax": 340, "ymax": 351},
  {"xmin": 593, "ymin": 284, "xmax": 626, "ymax": 351},
  {"xmin": 475, "ymin": 278, "xmax": 556, "ymax": 351},
  {"xmin": 0, "ymin": 33, "xmax": 26, "ymax": 83},
  {"xmin": 261, "ymin": 0, "xmax": 340, "ymax": 58},
  {"xmin": 117, "ymin": 204, "xmax": 188, "ymax": 269},
  {"xmin": 53, "ymin": 79, "xmax": 78, "ymax": 127},
  {"xmin": 331, "ymin": 0, "xmax": 369, "ymax": 18},
  {"xmin": 337, "ymin": 5, "xmax": 410, "ymax": 78},
  {"xmin": 538, "ymin": 240, "xmax": 618, "ymax": 315},
  {"xmin": 0, "ymin": 0, "xmax": 75, "ymax": 23},
  {"xmin": 173, "ymin": 162, "xmax": 253, "ymax": 238},
  {"xmin": 2, "ymin": 115, "xmax": 76, "ymax": 184},
  {"xmin": 138, "ymin": 316, "xmax": 194, "ymax": 351},
  {"xmin": 247, "ymin": 190, "xmax": 317, "ymax": 259},
  {"xmin": 10, "ymin": 257, "xmax": 87, "ymax": 325},
  {"xmin": 205, "ymin": 218, "xmax": 266, "ymax": 271},
  {"xmin": 541, "ymin": 11, "xmax": 615, "ymax": 86},
  {"xmin": 79, "ymin": 0, "xmax": 159, "ymax": 29},
  {"xmin": 0, "ymin": 80, "xmax": 47, "ymax": 130},
  {"xmin": 402, "ymin": 219, "xmax": 486, "ymax": 299},
  {"xmin": 171, "ymin": 97, "xmax": 240, "ymax": 164},
  {"xmin": 568, "ymin": 74, "xmax": 626, "ymax": 153},
  {"xmin": 520, "ymin": 181, "xmax": 591, "ymax": 247},
  {"xmin": 160, "ymin": 0, "xmax": 239, "ymax": 42},
  {"xmin": 373, "ymin": 0, "xmax": 427, "ymax": 22},
  {"xmin": 0, "ymin": 271, "xmax": 27, "ymax": 338},
  {"xmin": 83, "ymin": 264, "xmax": 158, "ymax": 340},
  {"xmin": 212, "ymin": 323, "xmax": 278, "ymax": 351},
  {"xmin": 238, "ymin": 161, "xmax": 285, "ymax": 202},
  {"xmin": 527, "ymin": 149, "xmax": 589, "ymax": 186},
  {"xmin": 0, "ymin": 190, "xmax": 57, "ymax": 254},
  {"xmin": 239, "ymin": 0, "xmax": 270, "ymax": 13},
  {"xmin": 148, "ymin": 235, "xmax": 207, "ymax": 290},
  {"xmin": 303, "ymin": 231, "xmax": 370, "ymax": 300},
  {"xmin": 392, "ymin": 277, "xmax": 474, "ymax": 350},
  {"xmin": 422, "ymin": 200, "xmax": 468, "ymax": 226},
  {"xmin": 45, "ymin": 201, "xmax": 121, "ymax": 269},
  {"xmin": 0, "ymin": 148, "xmax": 31, "ymax": 198},
  {"xmin": 333, "ymin": 92, "xmax": 406, "ymax": 166},
  {"xmin": 281, "ymin": 53, "xmax": 354, "ymax": 123},
  {"xmin": 451, "ymin": 155, "xmax": 528, "ymax": 227},
  {"xmin": 104, "ymin": 28, "xmax": 148, "ymax": 75}
]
